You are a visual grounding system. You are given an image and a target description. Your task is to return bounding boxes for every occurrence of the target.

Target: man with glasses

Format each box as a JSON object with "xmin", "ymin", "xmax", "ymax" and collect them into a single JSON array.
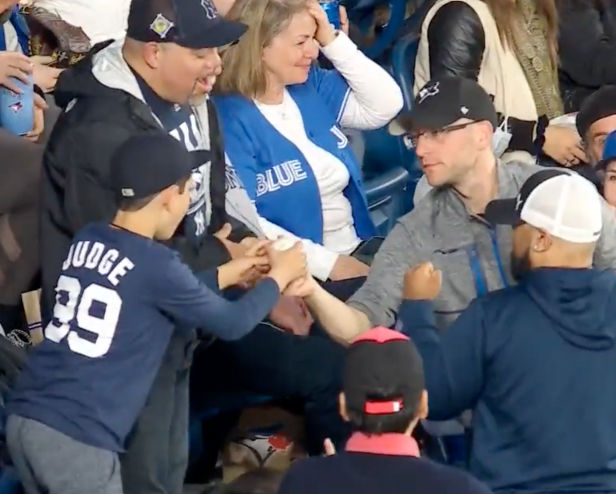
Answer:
[{"xmin": 296, "ymin": 77, "xmax": 616, "ymax": 345}]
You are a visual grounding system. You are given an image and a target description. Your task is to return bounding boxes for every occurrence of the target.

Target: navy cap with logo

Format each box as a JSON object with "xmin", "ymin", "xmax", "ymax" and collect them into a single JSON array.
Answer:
[
  {"xmin": 389, "ymin": 77, "xmax": 498, "ymax": 136},
  {"xmin": 344, "ymin": 327, "xmax": 425, "ymax": 418},
  {"xmin": 484, "ymin": 169, "xmax": 603, "ymax": 244},
  {"xmin": 596, "ymin": 130, "xmax": 616, "ymax": 171},
  {"xmin": 126, "ymin": 0, "xmax": 247, "ymax": 49},
  {"xmin": 110, "ymin": 132, "xmax": 208, "ymax": 202}
]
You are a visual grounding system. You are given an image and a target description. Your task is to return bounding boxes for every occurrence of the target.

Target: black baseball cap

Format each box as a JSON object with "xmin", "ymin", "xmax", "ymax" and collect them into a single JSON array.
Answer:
[
  {"xmin": 110, "ymin": 132, "xmax": 208, "ymax": 201},
  {"xmin": 388, "ymin": 77, "xmax": 498, "ymax": 136},
  {"xmin": 126, "ymin": 0, "xmax": 247, "ymax": 49},
  {"xmin": 344, "ymin": 327, "xmax": 425, "ymax": 419},
  {"xmin": 576, "ymin": 85, "xmax": 616, "ymax": 138}
]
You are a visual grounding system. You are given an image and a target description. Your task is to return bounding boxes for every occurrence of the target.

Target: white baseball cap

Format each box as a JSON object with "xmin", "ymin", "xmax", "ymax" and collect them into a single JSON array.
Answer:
[{"xmin": 484, "ymin": 169, "xmax": 603, "ymax": 243}]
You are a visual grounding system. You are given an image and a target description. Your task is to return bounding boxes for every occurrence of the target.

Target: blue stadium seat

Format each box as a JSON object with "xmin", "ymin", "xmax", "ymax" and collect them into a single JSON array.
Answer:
[
  {"xmin": 390, "ymin": 33, "xmax": 420, "ymax": 110},
  {"xmin": 345, "ymin": 0, "xmax": 408, "ymax": 61}
]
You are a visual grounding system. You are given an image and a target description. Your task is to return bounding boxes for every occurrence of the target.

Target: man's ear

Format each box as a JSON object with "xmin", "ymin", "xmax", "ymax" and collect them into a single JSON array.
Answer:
[
  {"xmin": 416, "ymin": 390, "xmax": 428, "ymax": 420},
  {"xmin": 339, "ymin": 392, "xmax": 350, "ymax": 422}
]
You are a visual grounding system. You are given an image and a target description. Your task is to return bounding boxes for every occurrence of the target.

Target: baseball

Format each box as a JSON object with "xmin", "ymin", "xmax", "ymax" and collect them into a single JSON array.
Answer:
[{"xmin": 272, "ymin": 237, "xmax": 296, "ymax": 251}]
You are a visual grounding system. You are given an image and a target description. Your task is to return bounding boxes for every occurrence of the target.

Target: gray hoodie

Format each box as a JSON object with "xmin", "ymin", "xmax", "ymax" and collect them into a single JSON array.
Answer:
[
  {"xmin": 90, "ymin": 40, "xmax": 263, "ymax": 237},
  {"xmin": 348, "ymin": 162, "xmax": 616, "ymax": 330}
]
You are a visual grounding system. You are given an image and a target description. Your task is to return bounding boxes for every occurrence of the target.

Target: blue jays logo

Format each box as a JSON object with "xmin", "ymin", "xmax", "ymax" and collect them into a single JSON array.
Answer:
[{"xmin": 8, "ymin": 102, "xmax": 22, "ymax": 113}]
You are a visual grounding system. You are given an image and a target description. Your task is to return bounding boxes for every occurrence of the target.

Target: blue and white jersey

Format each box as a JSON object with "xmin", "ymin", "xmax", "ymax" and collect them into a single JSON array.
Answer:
[
  {"xmin": 6, "ymin": 223, "xmax": 279, "ymax": 452},
  {"xmin": 214, "ymin": 65, "xmax": 376, "ymax": 245}
]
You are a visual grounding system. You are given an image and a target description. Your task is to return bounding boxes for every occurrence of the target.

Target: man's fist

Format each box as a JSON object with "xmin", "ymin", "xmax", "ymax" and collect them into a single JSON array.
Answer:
[{"xmin": 403, "ymin": 262, "xmax": 442, "ymax": 301}]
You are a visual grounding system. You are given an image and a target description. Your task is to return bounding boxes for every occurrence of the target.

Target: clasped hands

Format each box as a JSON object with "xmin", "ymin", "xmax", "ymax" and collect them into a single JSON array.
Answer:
[{"xmin": 215, "ymin": 224, "xmax": 318, "ymax": 336}]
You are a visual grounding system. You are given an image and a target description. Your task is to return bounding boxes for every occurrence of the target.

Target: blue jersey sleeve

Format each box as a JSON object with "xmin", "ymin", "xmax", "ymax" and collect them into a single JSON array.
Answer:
[
  {"xmin": 154, "ymin": 253, "xmax": 280, "ymax": 340},
  {"xmin": 307, "ymin": 65, "xmax": 351, "ymax": 123}
]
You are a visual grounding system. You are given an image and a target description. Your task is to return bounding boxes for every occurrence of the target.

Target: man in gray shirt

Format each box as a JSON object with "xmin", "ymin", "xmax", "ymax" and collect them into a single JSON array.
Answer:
[{"xmin": 303, "ymin": 77, "xmax": 616, "ymax": 343}]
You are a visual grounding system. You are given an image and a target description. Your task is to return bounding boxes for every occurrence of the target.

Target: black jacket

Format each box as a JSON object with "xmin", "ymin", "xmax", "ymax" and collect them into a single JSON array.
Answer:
[
  {"xmin": 558, "ymin": 0, "xmax": 616, "ymax": 112},
  {"xmin": 41, "ymin": 43, "xmax": 254, "ymax": 317},
  {"xmin": 424, "ymin": 1, "xmax": 540, "ymax": 154}
]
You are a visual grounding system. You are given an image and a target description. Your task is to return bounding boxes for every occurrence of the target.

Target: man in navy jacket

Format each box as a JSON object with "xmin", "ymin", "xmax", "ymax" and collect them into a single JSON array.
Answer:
[{"xmin": 399, "ymin": 169, "xmax": 616, "ymax": 494}]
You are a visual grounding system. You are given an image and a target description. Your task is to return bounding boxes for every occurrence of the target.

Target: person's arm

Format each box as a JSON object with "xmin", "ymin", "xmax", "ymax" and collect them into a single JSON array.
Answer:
[
  {"xmin": 316, "ymin": 32, "xmax": 403, "ymax": 130},
  {"xmin": 397, "ymin": 298, "xmax": 486, "ymax": 421},
  {"xmin": 156, "ymin": 254, "xmax": 281, "ymax": 340},
  {"xmin": 426, "ymin": 2, "xmax": 485, "ymax": 80},
  {"xmin": 558, "ymin": 0, "xmax": 616, "ymax": 88},
  {"xmin": 306, "ymin": 220, "xmax": 425, "ymax": 342},
  {"xmin": 304, "ymin": 282, "xmax": 371, "ymax": 345},
  {"xmin": 592, "ymin": 195, "xmax": 616, "ymax": 270}
]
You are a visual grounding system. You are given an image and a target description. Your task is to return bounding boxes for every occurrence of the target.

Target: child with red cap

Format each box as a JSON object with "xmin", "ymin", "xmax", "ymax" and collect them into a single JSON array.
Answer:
[{"xmin": 278, "ymin": 326, "xmax": 492, "ymax": 494}]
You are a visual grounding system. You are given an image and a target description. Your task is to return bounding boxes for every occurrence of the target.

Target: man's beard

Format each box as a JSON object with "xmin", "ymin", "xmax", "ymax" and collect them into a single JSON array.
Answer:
[{"xmin": 511, "ymin": 248, "xmax": 532, "ymax": 281}]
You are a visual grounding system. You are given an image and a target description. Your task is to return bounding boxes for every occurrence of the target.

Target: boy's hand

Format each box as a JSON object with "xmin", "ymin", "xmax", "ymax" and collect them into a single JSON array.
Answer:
[
  {"xmin": 217, "ymin": 254, "xmax": 269, "ymax": 290},
  {"xmin": 403, "ymin": 262, "xmax": 442, "ymax": 300}
]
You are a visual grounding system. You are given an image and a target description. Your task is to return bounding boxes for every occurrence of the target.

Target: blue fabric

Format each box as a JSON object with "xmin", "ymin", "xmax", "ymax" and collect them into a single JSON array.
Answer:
[
  {"xmin": 0, "ymin": 8, "xmax": 30, "ymax": 54},
  {"xmin": 213, "ymin": 66, "xmax": 376, "ymax": 244},
  {"xmin": 398, "ymin": 268, "xmax": 616, "ymax": 493},
  {"xmin": 6, "ymin": 223, "xmax": 280, "ymax": 453}
]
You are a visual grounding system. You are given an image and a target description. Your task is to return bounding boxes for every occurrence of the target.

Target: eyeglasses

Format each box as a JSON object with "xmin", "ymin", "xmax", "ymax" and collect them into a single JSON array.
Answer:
[{"xmin": 408, "ymin": 121, "xmax": 477, "ymax": 148}]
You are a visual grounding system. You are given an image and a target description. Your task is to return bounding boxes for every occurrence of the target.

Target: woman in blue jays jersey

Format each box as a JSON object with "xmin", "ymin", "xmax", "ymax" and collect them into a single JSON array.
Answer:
[
  {"xmin": 4, "ymin": 134, "xmax": 311, "ymax": 494},
  {"xmin": 213, "ymin": 0, "xmax": 403, "ymax": 282}
]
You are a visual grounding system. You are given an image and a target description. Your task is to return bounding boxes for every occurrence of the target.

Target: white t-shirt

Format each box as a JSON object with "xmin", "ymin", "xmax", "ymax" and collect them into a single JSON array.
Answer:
[
  {"xmin": 33, "ymin": 0, "xmax": 130, "ymax": 44},
  {"xmin": 256, "ymin": 91, "xmax": 362, "ymax": 260}
]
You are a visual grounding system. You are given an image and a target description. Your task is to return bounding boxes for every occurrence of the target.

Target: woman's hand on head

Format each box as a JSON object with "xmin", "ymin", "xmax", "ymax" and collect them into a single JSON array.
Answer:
[{"xmin": 308, "ymin": 1, "xmax": 338, "ymax": 47}]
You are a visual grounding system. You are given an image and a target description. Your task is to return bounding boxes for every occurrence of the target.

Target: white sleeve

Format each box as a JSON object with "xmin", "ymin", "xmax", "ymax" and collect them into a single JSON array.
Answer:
[
  {"xmin": 320, "ymin": 32, "xmax": 403, "ymax": 130},
  {"xmin": 257, "ymin": 215, "xmax": 339, "ymax": 282}
]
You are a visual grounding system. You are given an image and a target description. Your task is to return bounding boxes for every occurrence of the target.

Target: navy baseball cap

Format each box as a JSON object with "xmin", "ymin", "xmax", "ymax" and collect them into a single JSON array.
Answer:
[
  {"xmin": 596, "ymin": 130, "xmax": 616, "ymax": 171},
  {"xmin": 344, "ymin": 327, "xmax": 425, "ymax": 418},
  {"xmin": 126, "ymin": 0, "xmax": 247, "ymax": 49},
  {"xmin": 110, "ymin": 133, "xmax": 208, "ymax": 201}
]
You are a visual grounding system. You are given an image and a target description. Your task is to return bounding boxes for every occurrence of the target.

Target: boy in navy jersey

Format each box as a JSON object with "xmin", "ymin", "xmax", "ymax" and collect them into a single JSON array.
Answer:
[
  {"xmin": 278, "ymin": 327, "xmax": 492, "ymax": 494},
  {"xmin": 5, "ymin": 133, "xmax": 308, "ymax": 494}
]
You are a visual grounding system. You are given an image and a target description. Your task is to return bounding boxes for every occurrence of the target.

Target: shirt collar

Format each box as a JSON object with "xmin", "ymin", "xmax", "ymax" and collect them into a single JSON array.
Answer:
[{"xmin": 345, "ymin": 432, "xmax": 420, "ymax": 457}]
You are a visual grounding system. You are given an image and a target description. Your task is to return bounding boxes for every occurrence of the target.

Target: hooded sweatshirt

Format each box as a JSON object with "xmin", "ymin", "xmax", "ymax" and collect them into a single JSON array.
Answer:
[
  {"xmin": 41, "ymin": 40, "xmax": 261, "ymax": 318},
  {"xmin": 399, "ymin": 267, "xmax": 616, "ymax": 493}
]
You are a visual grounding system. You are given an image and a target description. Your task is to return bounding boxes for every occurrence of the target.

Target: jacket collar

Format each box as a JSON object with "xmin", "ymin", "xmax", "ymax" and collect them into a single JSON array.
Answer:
[{"xmin": 345, "ymin": 432, "xmax": 420, "ymax": 457}]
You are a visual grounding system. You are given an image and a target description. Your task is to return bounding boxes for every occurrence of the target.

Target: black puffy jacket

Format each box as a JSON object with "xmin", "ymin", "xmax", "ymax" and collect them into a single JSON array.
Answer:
[
  {"xmin": 558, "ymin": 0, "xmax": 616, "ymax": 112},
  {"xmin": 422, "ymin": 1, "xmax": 540, "ymax": 154}
]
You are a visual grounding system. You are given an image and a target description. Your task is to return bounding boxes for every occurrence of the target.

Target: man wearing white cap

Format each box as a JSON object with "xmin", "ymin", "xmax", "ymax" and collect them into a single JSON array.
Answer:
[{"xmin": 398, "ymin": 169, "xmax": 616, "ymax": 494}]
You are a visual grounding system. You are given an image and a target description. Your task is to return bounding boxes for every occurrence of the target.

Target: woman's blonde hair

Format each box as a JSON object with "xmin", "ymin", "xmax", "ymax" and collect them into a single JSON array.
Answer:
[
  {"xmin": 216, "ymin": 0, "xmax": 311, "ymax": 98},
  {"xmin": 483, "ymin": 0, "xmax": 559, "ymax": 67}
]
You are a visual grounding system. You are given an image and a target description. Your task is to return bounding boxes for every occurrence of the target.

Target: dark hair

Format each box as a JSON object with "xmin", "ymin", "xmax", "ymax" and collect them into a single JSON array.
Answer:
[
  {"xmin": 346, "ymin": 387, "xmax": 422, "ymax": 435},
  {"xmin": 118, "ymin": 174, "xmax": 191, "ymax": 212},
  {"xmin": 216, "ymin": 468, "xmax": 284, "ymax": 494}
]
